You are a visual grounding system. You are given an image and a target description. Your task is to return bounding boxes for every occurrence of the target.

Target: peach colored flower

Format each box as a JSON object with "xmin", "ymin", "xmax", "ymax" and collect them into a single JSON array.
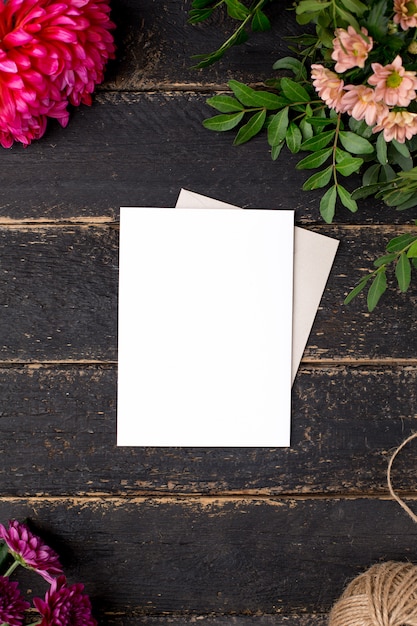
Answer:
[
  {"xmin": 341, "ymin": 85, "xmax": 388, "ymax": 126},
  {"xmin": 311, "ymin": 64, "xmax": 346, "ymax": 112},
  {"xmin": 331, "ymin": 26, "xmax": 373, "ymax": 73},
  {"xmin": 394, "ymin": 0, "xmax": 417, "ymax": 30},
  {"xmin": 368, "ymin": 55, "xmax": 417, "ymax": 106},
  {"xmin": 373, "ymin": 109, "xmax": 417, "ymax": 143}
]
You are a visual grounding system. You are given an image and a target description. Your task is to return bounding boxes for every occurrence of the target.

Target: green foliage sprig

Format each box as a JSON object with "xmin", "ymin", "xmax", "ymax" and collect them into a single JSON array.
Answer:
[
  {"xmin": 190, "ymin": 0, "xmax": 417, "ymax": 310},
  {"xmin": 189, "ymin": 0, "xmax": 272, "ymax": 68}
]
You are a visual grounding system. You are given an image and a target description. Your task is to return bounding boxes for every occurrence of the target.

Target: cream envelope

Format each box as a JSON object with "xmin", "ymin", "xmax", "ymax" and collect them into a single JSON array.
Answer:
[
  {"xmin": 176, "ymin": 189, "xmax": 339, "ymax": 383},
  {"xmin": 117, "ymin": 206, "xmax": 294, "ymax": 447}
]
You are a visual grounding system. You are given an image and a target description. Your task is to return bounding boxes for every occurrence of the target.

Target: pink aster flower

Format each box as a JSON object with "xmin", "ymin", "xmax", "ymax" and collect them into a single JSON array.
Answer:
[
  {"xmin": 0, "ymin": 0, "xmax": 115, "ymax": 148},
  {"xmin": 394, "ymin": 0, "xmax": 417, "ymax": 30},
  {"xmin": 311, "ymin": 64, "xmax": 346, "ymax": 112},
  {"xmin": 368, "ymin": 55, "xmax": 417, "ymax": 106},
  {"xmin": 0, "ymin": 576, "xmax": 30, "ymax": 626},
  {"xmin": 373, "ymin": 109, "xmax": 417, "ymax": 143},
  {"xmin": 0, "ymin": 520, "xmax": 63, "ymax": 583},
  {"xmin": 33, "ymin": 575, "xmax": 97, "ymax": 626},
  {"xmin": 341, "ymin": 84, "xmax": 388, "ymax": 126},
  {"xmin": 331, "ymin": 26, "xmax": 373, "ymax": 73}
]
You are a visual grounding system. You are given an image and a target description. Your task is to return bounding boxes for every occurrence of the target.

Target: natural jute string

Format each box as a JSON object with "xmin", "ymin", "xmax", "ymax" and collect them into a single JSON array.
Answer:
[
  {"xmin": 387, "ymin": 431, "xmax": 417, "ymax": 525},
  {"xmin": 328, "ymin": 561, "xmax": 417, "ymax": 626},
  {"xmin": 328, "ymin": 433, "xmax": 417, "ymax": 626}
]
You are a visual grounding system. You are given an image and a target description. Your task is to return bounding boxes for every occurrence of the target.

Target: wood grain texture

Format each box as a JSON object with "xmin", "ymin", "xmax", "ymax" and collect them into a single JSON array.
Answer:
[
  {"xmin": 104, "ymin": 616, "xmax": 327, "ymax": 626},
  {"xmin": 105, "ymin": 0, "xmax": 296, "ymax": 90},
  {"xmin": 0, "ymin": 365, "xmax": 416, "ymax": 497},
  {"xmin": 0, "ymin": 224, "xmax": 417, "ymax": 362},
  {"xmin": 0, "ymin": 226, "xmax": 118, "ymax": 361},
  {"xmin": 0, "ymin": 0, "xmax": 415, "ymax": 624},
  {"xmin": 0, "ymin": 93, "xmax": 408, "ymax": 224},
  {"xmin": 0, "ymin": 497, "xmax": 416, "ymax": 620}
]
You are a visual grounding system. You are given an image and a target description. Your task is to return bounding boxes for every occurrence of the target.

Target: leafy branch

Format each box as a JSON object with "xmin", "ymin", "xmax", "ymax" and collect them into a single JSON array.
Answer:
[
  {"xmin": 344, "ymin": 231, "xmax": 417, "ymax": 311},
  {"xmin": 195, "ymin": 0, "xmax": 417, "ymax": 310},
  {"xmin": 189, "ymin": 0, "xmax": 272, "ymax": 68}
]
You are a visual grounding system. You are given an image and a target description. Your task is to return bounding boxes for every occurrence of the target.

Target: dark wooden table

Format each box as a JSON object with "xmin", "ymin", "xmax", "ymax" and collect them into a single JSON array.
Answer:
[{"xmin": 2, "ymin": 0, "xmax": 417, "ymax": 624}]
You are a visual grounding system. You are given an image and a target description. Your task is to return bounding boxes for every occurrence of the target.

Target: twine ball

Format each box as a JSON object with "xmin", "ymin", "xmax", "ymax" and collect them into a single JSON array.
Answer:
[{"xmin": 329, "ymin": 562, "xmax": 417, "ymax": 626}]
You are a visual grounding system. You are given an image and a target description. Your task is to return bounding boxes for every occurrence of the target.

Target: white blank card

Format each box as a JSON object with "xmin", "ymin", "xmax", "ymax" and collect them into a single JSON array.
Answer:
[{"xmin": 117, "ymin": 207, "xmax": 294, "ymax": 447}]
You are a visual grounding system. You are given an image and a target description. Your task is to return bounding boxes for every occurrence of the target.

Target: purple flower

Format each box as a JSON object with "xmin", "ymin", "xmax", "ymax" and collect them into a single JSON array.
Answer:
[
  {"xmin": 33, "ymin": 576, "xmax": 97, "ymax": 626},
  {"xmin": 0, "ymin": 576, "xmax": 30, "ymax": 626},
  {"xmin": 0, "ymin": 520, "xmax": 63, "ymax": 583}
]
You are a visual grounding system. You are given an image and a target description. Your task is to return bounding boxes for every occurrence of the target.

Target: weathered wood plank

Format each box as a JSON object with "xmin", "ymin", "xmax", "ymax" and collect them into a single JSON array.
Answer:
[
  {"xmin": 0, "ymin": 226, "xmax": 118, "ymax": 361},
  {"xmin": 0, "ymin": 497, "xmax": 415, "ymax": 620},
  {"xmin": 104, "ymin": 615, "xmax": 327, "ymax": 626},
  {"xmin": 0, "ymin": 93, "xmax": 403, "ymax": 223},
  {"xmin": 1, "ymin": 365, "xmax": 416, "ymax": 496},
  {"xmin": 0, "ymin": 223, "xmax": 416, "ymax": 362},
  {"xmin": 105, "ymin": 0, "xmax": 296, "ymax": 90}
]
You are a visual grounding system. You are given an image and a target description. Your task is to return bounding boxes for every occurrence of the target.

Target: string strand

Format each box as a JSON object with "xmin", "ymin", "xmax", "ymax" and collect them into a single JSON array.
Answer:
[{"xmin": 387, "ymin": 432, "xmax": 417, "ymax": 524}]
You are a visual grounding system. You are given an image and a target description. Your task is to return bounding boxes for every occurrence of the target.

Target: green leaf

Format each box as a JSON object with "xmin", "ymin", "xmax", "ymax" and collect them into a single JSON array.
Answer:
[
  {"xmin": 386, "ymin": 233, "xmax": 417, "ymax": 252},
  {"xmin": 383, "ymin": 190, "xmax": 414, "ymax": 207},
  {"xmin": 367, "ymin": 0, "xmax": 388, "ymax": 40},
  {"xmin": 296, "ymin": 0, "xmax": 331, "ymax": 14},
  {"xmin": 251, "ymin": 9, "xmax": 271, "ymax": 31},
  {"xmin": 272, "ymin": 56, "xmax": 307, "ymax": 80},
  {"xmin": 335, "ymin": 4, "xmax": 360, "ymax": 30},
  {"xmin": 339, "ymin": 0, "xmax": 367, "ymax": 16},
  {"xmin": 376, "ymin": 132, "xmax": 388, "ymax": 164},
  {"xmin": 300, "ymin": 118, "xmax": 313, "ymax": 140},
  {"xmin": 267, "ymin": 107, "xmax": 289, "ymax": 147},
  {"xmin": 224, "ymin": 0, "xmax": 250, "ymax": 20},
  {"xmin": 392, "ymin": 139, "xmax": 411, "ymax": 158},
  {"xmin": 286, "ymin": 122, "xmax": 302, "ymax": 154},
  {"xmin": 351, "ymin": 183, "xmax": 382, "ymax": 200},
  {"xmin": 320, "ymin": 185, "xmax": 337, "ymax": 223},
  {"xmin": 228, "ymin": 80, "xmax": 262, "ymax": 107},
  {"xmin": 302, "ymin": 166, "xmax": 333, "ymax": 190},
  {"xmin": 362, "ymin": 163, "xmax": 381, "ymax": 186},
  {"xmin": 300, "ymin": 130, "xmax": 335, "ymax": 151},
  {"xmin": 337, "ymin": 184, "xmax": 358, "ymax": 213},
  {"xmin": 206, "ymin": 95, "xmax": 244, "ymax": 113},
  {"xmin": 191, "ymin": 50, "xmax": 225, "ymax": 69},
  {"xmin": 203, "ymin": 111, "xmax": 245, "ymax": 131},
  {"xmin": 348, "ymin": 117, "xmax": 373, "ymax": 138},
  {"xmin": 396, "ymin": 252, "xmax": 411, "ymax": 292},
  {"xmin": 296, "ymin": 147, "xmax": 332, "ymax": 169},
  {"xmin": 271, "ymin": 141, "xmax": 285, "ymax": 161},
  {"xmin": 335, "ymin": 147, "xmax": 352, "ymax": 163},
  {"xmin": 305, "ymin": 117, "xmax": 336, "ymax": 128},
  {"xmin": 280, "ymin": 77, "xmax": 311, "ymax": 103},
  {"xmin": 246, "ymin": 91, "xmax": 291, "ymax": 110},
  {"xmin": 0, "ymin": 542, "xmax": 9, "ymax": 572},
  {"xmin": 335, "ymin": 156, "xmax": 363, "ymax": 176},
  {"xmin": 338, "ymin": 131, "xmax": 374, "ymax": 154},
  {"xmin": 191, "ymin": 0, "xmax": 213, "ymax": 7},
  {"xmin": 380, "ymin": 164, "xmax": 396, "ymax": 182},
  {"xmin": 367, "ymin": 270, "xmax": 387, "ymax": 312},
  {"xmin": 344, "ymin": 275, "xmax": 372, "ymax": 305},
  {"xmin": 188, "ymin": 8, "xmax": 214, "ymax": 23},
  {"xmin": 406, "ymin": 239, "xmax": 417, "ymax": 258},
  {"xmin": 374, "ymin": 253, "xmax": 397, "ymax": 267},
  {"xmin": 233, "ymin": 109, "xmax": 266, "ymax": 145}
]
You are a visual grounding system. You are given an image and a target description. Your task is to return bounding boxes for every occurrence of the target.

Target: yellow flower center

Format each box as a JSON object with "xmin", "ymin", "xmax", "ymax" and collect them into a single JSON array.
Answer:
[
  {"xmin": 386, "ymin": 70, "xmax": 403, "ymax": 88},
  {"xmin": 406, "ymin": 1, "xmax": 417, "ymax": 15}
]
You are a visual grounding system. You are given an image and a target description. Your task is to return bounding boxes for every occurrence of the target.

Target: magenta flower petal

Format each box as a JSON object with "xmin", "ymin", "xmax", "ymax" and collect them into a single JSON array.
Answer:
[
  {"xmin": 0, "ymin": 0, "xmax": 115, "ymax": 147},
  {"xmin": 0, "ymin": 576, "xmax": 30, "ymax": 626},
  {"xmin": 33, "ymin": 575, "xmax": 97, "ymax": 626},
  {"xmin": 0, "ymin": 520, "xmax": 63, "ymax": 583}
]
